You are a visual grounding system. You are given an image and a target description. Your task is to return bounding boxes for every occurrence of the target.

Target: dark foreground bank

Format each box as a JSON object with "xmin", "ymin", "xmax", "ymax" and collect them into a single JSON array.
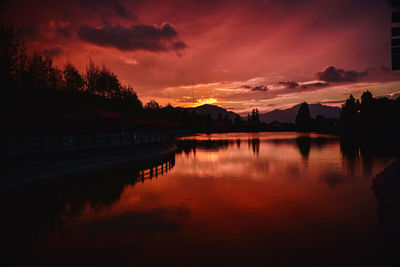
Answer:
[{"xmin": 1, "ymin": 141, "xmax": 176, "ymax": 191}]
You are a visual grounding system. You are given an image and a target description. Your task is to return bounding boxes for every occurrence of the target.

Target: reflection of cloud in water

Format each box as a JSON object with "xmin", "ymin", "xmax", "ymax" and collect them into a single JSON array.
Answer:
[
  {"xmin": 81, "ymin": 206, "xmax": 190, "ymax": 236},
  {"xmin": 320, "ymin": 172, "xmax": 346, "ymax": 188},
  {"xmin": 251, "ymin": 160, "xmax": 270, "ymax": 173},
  {"xmin": 285, "ymin": 164, "xmax": 300, "ymax": 178}
]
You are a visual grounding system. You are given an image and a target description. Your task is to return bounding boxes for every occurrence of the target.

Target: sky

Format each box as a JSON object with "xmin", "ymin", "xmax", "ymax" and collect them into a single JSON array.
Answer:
[{"xmin": 1, "ymin": 0, "xmax": 399, "ymax": 113}]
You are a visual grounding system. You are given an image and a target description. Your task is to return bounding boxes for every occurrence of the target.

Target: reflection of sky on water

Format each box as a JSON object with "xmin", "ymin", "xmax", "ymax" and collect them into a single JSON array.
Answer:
[{"xmin": 2, "ymin": 132, "xmax": 399, "ymax": 266}]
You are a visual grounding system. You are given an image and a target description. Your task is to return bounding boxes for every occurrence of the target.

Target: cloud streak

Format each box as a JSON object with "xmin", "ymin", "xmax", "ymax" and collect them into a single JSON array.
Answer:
[
  {"xmin": 242, "ymin": 85, "xmax": 269, "ymax": 92},
  {"xmin": 278, "ymin": 81, "xmax": 329, "ymax": 91}
]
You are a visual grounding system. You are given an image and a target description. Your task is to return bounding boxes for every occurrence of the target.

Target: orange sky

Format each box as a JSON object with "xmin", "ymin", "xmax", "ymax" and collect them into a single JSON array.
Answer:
[{"xmin": 1, "ymin": 0, "xmax": 399, "ymax": 113}]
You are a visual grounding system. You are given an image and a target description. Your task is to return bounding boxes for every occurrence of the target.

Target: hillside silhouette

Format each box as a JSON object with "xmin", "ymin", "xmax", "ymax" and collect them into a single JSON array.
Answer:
[
  {"xmin": 260, "ymin": 103, "xmax": 340, "ymax": 123},
  {"xmin": 185, "ymin": 104, "xmax": 239, "ymax": 121}
]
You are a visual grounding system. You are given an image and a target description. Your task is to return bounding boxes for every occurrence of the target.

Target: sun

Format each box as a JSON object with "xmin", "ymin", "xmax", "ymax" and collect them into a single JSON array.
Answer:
[{"xmin": 193, "ymin": 98, "xmax": 218, "ymax": 107}]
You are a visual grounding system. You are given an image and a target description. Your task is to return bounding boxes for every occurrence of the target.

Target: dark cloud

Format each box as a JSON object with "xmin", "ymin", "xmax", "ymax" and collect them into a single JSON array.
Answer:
[
  {"xmin": 279, "ymin": 81, "xmax": 299, "ymax": 89},
  {"xmin": 242, "ymin": 85, "xmax": 269, "ymax": 91},
  {"xmin": 55, "ymin": 24, "xmax": 72, "ymax": 37},
  {"xmin": 315, "ymin": 65, "xmax": 367, "ymax": 82},
  {"xmin": 81, "ymin": 206, "xmax": 189, "ymax": 235},
  {"xmin": 279, "ymin": 81, "xmax": 329, "ymax": 90},
  {"xmin": 79, "ymin": 0, "xmax": 135, "ymax": 20},
  {"xmin": 42, "ymin": 47, "xmax": 63, "ymax": 57},
  {"xmin": 300, "ymin": 82, "xmax": 328, "ymax": 89},
  {"xmin": 78, "ymin": 23, "xmax": 187, "ymax": 52},
  {"xmin": 171, "ymin": 40, "xmax": 187, "ymax": 50},
  {"xmin": 252, "ymin": 85, "xmax": 268, "ymax": 91},
  {"xmin": 320, "ymin": 172, "xmax": 346, "ymax": 188}
]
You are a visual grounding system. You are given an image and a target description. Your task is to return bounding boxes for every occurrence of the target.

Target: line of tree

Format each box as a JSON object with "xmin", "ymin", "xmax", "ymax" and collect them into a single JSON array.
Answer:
[
  {"xmin": 340, "ymin": 91, "xmax": 400, "ymax": 136},
  {"xmin": 0, "ymin": 25, "xmax": 220, "ymax": 135},
  {"xmin": 0, "ymin": 25, "xmax": 279, "ymax": 135},
  {"xmin": 1, "ymin": 25, "xmax": 146, "ymax": 134},
  {"xmin": 247, "ymin": 108, "xmax": 260, "ymax": 124},
  {"xmin": 294, "ymin": 92, "xmax": 400, "ymax": 135},
  {"xmin": 294, "ymin": 102, "xmax": 338, "ymax": 132},
  {"xmin": 2, "ymin": 24, "xmax": 399, "ymax": 136}
]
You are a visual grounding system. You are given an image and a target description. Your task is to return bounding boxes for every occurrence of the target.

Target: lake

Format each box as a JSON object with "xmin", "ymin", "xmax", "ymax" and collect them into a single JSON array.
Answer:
[{"xmin": 2, "ymin": 132, "xmax": 399, "ymax": 266}]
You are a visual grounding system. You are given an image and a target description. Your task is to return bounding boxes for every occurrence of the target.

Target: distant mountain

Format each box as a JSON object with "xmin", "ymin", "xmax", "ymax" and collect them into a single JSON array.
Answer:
[
  {"xmin": 260, "ymin": 103, "xmax": 341, "ymax": 123},
  {"xmin": 185, "ymin": 104, "xmax": 239, "ymax": 120}
]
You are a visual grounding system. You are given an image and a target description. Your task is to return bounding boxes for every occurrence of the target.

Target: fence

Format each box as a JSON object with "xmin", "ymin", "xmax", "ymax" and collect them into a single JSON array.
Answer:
[
  {"xmin": 1, "ymin": 130, "xmax": 191, "ymax": 158},
  {"xmin": 135, "ymin": 156, "xmax": 175, "ymax": 183}
]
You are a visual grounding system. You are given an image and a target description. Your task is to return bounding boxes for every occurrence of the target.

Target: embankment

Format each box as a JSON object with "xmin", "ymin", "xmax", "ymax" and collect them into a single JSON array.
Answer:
[{"xmin": 1, "ymin": 141, "xmax": 176, "ymax": 191}]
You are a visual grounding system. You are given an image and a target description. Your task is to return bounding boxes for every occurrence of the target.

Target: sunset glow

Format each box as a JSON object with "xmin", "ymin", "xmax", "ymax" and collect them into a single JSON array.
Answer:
[
  {"xmin": 194, "ymin": 97, "xmax": 218, "ymax": 107},
  {"xmin": 1, "ymin": 0, "xmax": 398, "ymax": 113},
  {"xmin": 2, "ymin": 2, "xmax": 400, "ymax": 266}
]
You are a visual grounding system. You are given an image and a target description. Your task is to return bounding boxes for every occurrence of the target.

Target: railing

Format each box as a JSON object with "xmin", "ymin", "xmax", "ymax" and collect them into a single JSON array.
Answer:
[
  {"xmin": 1, "ymin": 130, "xmax": 192, "ymax": 158},
  {"xmin": 135, "ymin": 156, "xmax": 175, "ymax": 183}
]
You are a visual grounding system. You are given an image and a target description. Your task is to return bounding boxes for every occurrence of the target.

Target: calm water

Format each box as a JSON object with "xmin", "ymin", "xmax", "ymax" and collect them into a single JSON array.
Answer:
[{"xmin": 2, "ymin": 132, "xmax": 399, "ymax": 266}]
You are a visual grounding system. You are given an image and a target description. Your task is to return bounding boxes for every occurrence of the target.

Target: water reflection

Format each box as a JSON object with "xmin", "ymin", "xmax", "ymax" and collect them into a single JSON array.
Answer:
[
  {"xmin": 176, "ymin": 134, "xmax": 398, "ymax": 176},
  {"xmin": 296, "ymin": 136, "xmax": 311, "ymax": 160},
  {"xmin": 248, "ymin": 138, "xmax": 260, "ymax": 155},
  {"xmin": 320, "ymin": 171, "xmax": 346, "ymax": 188},
  {"xmin": 2, "ymin": 132, "xmax": 400, "ymax": 266},
  {"xmin": 1, "ymin": 155, "xmax": 175, "ymax": 242},
  {"xmin": 175, "ymin": 139, "xmax": 234, "ymax": 155},
  {"xmin": 340, "ymin": 137, "xmax": 400, "ymax": 176}
]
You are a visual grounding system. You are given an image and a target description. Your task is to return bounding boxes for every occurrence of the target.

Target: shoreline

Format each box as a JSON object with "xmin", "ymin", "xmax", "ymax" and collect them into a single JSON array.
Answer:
[
  {"xmin": 1, "ymin": 141, "xmax": 176, "ymax": 192},
  {"xmin": 3, "ymin": 130, "xmax": 399, "ymax": 192}
]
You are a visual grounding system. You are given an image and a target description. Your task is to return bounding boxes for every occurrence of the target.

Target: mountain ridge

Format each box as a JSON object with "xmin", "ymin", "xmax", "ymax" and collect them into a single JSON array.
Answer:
[
  {"xmin": 259, "ymin": 103, "xmax": 341, "ymax": 123},
  {"xmin": 184, "ymin": 104, "xmax": 240, "ymax": 121}
]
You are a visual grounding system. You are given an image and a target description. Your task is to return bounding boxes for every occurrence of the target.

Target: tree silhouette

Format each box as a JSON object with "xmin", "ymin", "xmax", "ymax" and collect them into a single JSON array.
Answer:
[
  {"xmin": 85, "ymin": 60, "xmax": 100, "ymax": 94},
  {"xmin": 144, "ymin": 99, "xmax": 160, "ymax": 110},
  {"xmin": 339, "ymin": 91, "xmax": 400, "ymax": 135},
  {"xmin": 340, "ymin": 94, "xmax": 360, "ymax": 132},
  {"xmin": 0, "ymin": 25, "xmax": 26, "ymax": 90},
  {"xmin": 22, "ymin": 54, "xmax": 62, "ymax": 90},
  {"xmin": 361, "ymin": 91, "xmax": 373, "ymax": 106},
  {"xmin": 295, "ymin": 102, "xmax": 313, "ymax": 131},
  {"xmin": 63, "ymin": 63, "xmax": 84, "ymax": 92},
  {"xmin": 247, "ymin": 108, "xmax": 260, "ymax": 124}
]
